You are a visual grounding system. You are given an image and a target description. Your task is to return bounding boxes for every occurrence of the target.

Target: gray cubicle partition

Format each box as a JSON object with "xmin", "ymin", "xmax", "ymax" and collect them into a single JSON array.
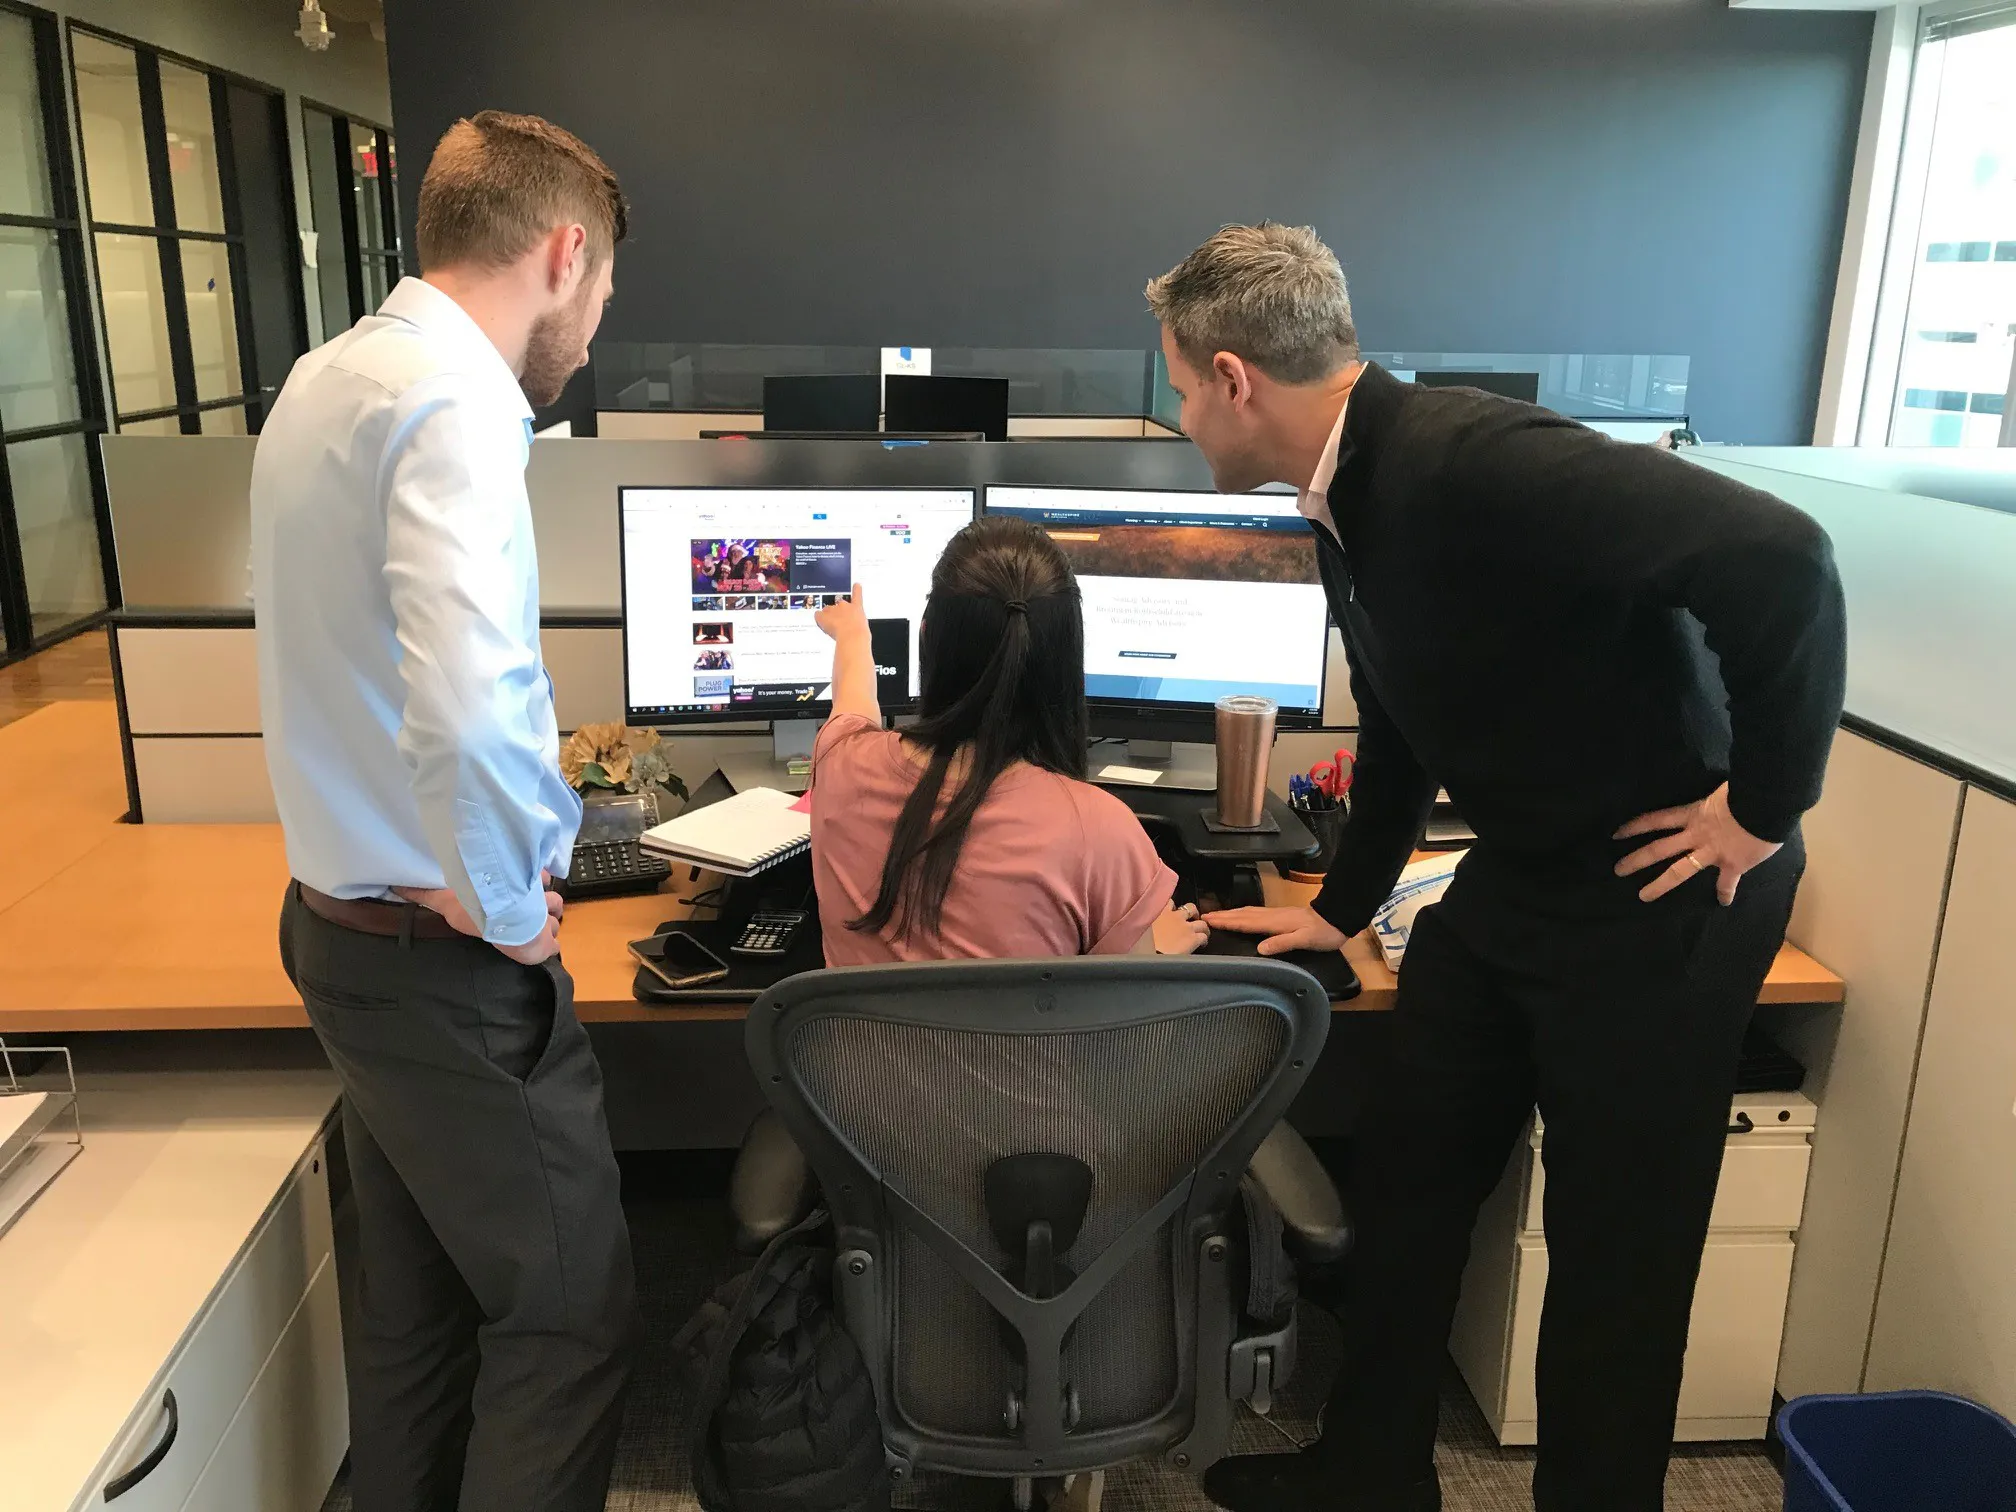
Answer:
[
  {"xmin": 101, "ymin": 434, "xmax": 1357, "ymax": 822},
  {"xmin": 1683, "ymin": 453, "xmax": 2016, "ymax": 1424},
  {"xmin": 1697, "ymin": 445, "xmax": 2016, "ymax": 520}
]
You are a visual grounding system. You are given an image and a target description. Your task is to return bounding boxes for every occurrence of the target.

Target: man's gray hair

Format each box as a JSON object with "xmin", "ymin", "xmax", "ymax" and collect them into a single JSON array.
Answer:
[{"xmin": 1145, "ymin": 222, "xmax": 1359, "ymax": 385}]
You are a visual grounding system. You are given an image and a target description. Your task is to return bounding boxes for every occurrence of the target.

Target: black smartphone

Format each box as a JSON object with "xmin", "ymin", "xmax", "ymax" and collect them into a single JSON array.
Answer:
[{"xmin": 628, "ymin": 931, "xmax": 730, "ymax": 990}]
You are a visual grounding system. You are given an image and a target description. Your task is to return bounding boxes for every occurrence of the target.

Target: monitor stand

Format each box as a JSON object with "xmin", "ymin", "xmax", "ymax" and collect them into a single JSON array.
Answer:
[
  {"xmin": 1088, "ymin": 739, "xmax": 1218, "ymax": 793},
  {"xmin": 718, "ymin": 718, "xmax": 820, "ymax": 794}
]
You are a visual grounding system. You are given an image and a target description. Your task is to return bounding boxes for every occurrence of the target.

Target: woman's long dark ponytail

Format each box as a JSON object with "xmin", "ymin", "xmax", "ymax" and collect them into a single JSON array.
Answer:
[{"xmin": 849, "ymin": 516, "xmax": 1087, "ymax": 941}]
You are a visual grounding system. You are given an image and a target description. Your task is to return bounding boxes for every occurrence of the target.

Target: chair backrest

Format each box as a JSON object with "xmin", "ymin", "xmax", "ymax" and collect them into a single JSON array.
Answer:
[{"xmin": 746, "ymin": 955, "xmax": 1329, "ymax": 1479}]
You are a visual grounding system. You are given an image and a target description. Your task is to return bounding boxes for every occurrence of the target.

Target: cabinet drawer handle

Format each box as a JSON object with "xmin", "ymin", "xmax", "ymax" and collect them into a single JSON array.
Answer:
[
  {"xmin": 105, "ymin": 1389, "xmax": 178, "ymax": 1501},
  {"xmin": 1727, "ymin": 1112, "xmax": 1755, "ymax": 1136}
]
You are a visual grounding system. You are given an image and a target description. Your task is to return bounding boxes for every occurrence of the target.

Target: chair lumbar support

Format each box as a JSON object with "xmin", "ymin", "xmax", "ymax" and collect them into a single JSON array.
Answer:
[
  {"xmin": 986, "ymin": 1152, "xmax": 1095, "ymax": 1276},
  {"xmin": 988, "ymin": 1152, "xmax": 1096, "ymax": 1439}
]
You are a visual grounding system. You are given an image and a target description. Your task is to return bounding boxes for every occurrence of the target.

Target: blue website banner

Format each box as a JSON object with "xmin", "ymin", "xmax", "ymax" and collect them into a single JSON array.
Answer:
[{"xmin": 1087, "ymin": 672, "xmax": 1321, "ymax": 708}]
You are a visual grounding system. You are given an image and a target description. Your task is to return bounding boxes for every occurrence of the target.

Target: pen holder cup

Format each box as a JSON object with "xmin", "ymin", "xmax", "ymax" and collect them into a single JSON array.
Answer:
[{"xmin": 1299, "ymin": 801, "xmax": 1349, "ymax": 874}]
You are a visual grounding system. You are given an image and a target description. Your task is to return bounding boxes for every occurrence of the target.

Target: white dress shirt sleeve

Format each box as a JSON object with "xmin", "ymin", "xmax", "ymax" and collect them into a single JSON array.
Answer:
[{"xmin": 380, "ymin": 375, "xmax": 563, "ymax": 947}]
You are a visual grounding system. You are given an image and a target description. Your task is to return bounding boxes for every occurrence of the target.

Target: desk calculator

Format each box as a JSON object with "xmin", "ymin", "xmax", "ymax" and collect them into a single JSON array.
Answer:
[
  {"xmin": 732, "ymin": 910, "xmax": 807, "ymax": 956},
  {"xmin": 556, "ymin": 840, "xmax": 672, "ymax": 901}
]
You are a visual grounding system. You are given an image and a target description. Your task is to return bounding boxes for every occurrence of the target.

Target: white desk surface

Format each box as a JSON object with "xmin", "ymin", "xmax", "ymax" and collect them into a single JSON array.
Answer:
[{"xmin": 0, "ymin": 1054, "xmax": 338, "ymax": 1511}]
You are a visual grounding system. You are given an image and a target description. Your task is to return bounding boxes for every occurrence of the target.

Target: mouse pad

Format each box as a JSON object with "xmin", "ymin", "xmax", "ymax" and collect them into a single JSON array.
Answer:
[{"xmin": 1201, "ymin": 929, "xmax": 1361, "ymax": 1001}]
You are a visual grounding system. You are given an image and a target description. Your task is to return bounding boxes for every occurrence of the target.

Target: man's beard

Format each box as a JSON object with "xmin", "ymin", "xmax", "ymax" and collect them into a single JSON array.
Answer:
[{"xmin": 520, "ymin": 287, "xmax": 593, "ymax": 408}]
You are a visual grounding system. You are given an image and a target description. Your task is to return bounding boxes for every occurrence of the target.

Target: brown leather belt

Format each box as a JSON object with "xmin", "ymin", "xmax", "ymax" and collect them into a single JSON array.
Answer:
[{"xmin": 296, "ymin": 883, "xmax": 465, "ymax": 941}]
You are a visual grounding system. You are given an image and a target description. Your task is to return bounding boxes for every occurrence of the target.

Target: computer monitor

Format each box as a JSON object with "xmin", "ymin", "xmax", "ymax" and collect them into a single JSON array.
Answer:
[
  {"xmin": 884, "ymin": 374, "xmax": 1011, "ymax": 442},
  {"xmin": 1414, "ymin": 369, "xmax": 1540, "ymax": 404},
  {"xmin": 619, "ymin": 485, "xmax": 978, "ymax": 724},
  {"xmin": 761, "ymin": 374, "xmax": 882, "ymax": 433},
  {"xmin": 983, "ymin": 485, "xmax": 1329, "ymax": 734}
]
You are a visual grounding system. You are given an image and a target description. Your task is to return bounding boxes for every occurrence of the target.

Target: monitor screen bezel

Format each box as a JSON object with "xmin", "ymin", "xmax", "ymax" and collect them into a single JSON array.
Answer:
[
  {"xmin": 617, "ymin": 481, "xmax": 980, "ymax": 728},
  {"xmin": 980, "ymin": 481, "xmax": 1333, "ymax": 736}
]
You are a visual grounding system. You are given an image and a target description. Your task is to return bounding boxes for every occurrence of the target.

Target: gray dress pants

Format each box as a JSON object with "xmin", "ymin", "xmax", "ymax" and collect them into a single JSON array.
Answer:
[{"xmin": 280, "ymin": 886, "xmax": 636, "ymax": 1512}]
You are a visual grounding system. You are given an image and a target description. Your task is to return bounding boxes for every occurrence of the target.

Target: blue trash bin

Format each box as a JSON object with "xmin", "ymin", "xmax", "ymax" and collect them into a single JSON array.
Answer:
[{"xmin": 1779, "ymin": 1391, "xmax": 2016, "ymax": 1512}]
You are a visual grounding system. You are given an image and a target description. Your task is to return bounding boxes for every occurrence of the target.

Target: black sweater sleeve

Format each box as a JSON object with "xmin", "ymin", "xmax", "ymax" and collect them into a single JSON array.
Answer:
[
  {"xmin": 1457, "ymin": 421, "xmax": 1847, "ymax": 842},
  {"xmin": 1312, "ymin": 653, "xmax": 1440, "ymax": 937}
]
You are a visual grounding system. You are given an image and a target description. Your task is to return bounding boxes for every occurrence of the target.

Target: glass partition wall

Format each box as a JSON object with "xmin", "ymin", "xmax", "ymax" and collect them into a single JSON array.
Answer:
[
  {"xmin": 302, "ymin": 102, "xmax": 401, "ymax": 340},
  {"xmin": 0, "ymin": 3, "xmax": 110, "ymax": 655},
  {"xmin": 595, "ymin": 343, "xmax": 1691, "ymax": 428},
  {"xmin": 69, "ymin": 25, "xmax": 305, "ymax": 438}
]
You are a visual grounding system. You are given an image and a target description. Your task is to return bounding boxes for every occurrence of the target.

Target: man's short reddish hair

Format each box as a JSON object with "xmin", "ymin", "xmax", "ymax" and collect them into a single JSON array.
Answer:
[{"xmin": 415, "ymin": 110, "xmax": 627, "ymax": 272}]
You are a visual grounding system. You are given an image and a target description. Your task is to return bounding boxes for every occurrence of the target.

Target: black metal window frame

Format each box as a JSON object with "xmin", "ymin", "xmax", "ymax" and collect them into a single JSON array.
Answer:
[
  {"xmin": 0, "ymin": 0, "xmax": 117, "ymax": 661},
  {"xmin": 303, "ymin": 99, "xmax": 403, "ymax": 327},
  {"xmin": 68, "ymin": 20, "xmax": 288, "ymax": 438}
]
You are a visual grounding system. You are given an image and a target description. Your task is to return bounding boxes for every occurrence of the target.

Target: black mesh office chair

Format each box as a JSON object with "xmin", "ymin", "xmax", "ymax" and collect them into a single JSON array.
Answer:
[{"xmin": 731, "ymin": 956, "xmax": 1349, "ymax": 1505}]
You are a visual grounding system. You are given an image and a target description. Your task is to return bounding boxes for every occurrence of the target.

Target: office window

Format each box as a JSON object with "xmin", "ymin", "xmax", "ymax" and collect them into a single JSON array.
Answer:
[
  {"xmin": 302, "ymin": 102, "xmax": 400, "ymax": 339},
  {"xmin": 0, "ymin": 3, "xmax": 111, "ymax": 657},
  {"xmin": 1881, "ymin": 8, "xmax": 2016, "ymax": 448},
  {"xmin": 70, "ymin": 24, "xmax": 305, "ymax": 438}
]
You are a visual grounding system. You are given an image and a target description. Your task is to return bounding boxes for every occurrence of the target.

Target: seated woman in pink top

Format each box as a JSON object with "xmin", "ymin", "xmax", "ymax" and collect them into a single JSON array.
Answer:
[{"xmin": 808, "ymin": 516, "xmax": 1207, "ymax": 963}]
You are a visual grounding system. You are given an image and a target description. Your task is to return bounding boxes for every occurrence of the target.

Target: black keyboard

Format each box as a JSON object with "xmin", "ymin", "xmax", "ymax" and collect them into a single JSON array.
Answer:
[{"xmin": 555, "ymin": 840, "xmax": 672, "ymax": 901}]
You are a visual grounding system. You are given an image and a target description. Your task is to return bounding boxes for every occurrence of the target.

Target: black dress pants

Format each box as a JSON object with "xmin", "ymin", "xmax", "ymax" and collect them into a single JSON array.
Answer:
[
  {"xmin": 1320, "ymin": 836, "xmax": 1804, "ymax": 1511},
  {"xmin": 279, "ymin": 887, "xmax": 637, "ymax": 1512}
]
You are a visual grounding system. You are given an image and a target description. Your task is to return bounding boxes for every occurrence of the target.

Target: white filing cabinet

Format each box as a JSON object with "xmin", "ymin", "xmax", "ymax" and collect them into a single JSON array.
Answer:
[
  {"xmin": 1449, "ymin": 1090, "xmax": 1817, "ymax": 1445},
  {"xmin": 0, "ymin": 1066, "xmax": 347, "ymax": 1512}
]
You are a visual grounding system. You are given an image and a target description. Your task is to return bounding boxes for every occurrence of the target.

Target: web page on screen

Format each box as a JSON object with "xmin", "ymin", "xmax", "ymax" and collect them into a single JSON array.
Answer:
[
  {"xmin": 621, "ymin": 486, "xmax": 975, "ymax": 717},
  {"xmin": 984, "ymin": 485, "xmax": 1328, "ymax": 714}
]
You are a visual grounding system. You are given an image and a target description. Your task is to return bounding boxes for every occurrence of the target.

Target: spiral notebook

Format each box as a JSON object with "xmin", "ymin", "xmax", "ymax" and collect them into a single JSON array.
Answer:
[{"xmin": 638, "ymin": 786, "xmax": 812, "ymax": 877}]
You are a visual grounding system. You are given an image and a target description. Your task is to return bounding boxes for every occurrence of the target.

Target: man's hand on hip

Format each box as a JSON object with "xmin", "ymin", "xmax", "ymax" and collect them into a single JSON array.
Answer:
[
  {"xmin": 496, "ymin": 917, "xmax": 561, "ymax": 965},
  {"xmin": 1615, "ymin": 782, "xmax": 1781, "ymax": 906},
  {"xmin": 393, "ymin": 884, "xmax": 566, "ymax": 963},
  {"xmin": 1201, "ymin": 904, "xmax": 1349, "ymax": 957}
]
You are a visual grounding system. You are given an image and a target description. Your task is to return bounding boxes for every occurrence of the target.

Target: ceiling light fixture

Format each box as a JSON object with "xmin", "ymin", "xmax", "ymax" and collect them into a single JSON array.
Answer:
[{"xmin": 297, "ymin": 1, "xmax": 334, "ymax": 51}]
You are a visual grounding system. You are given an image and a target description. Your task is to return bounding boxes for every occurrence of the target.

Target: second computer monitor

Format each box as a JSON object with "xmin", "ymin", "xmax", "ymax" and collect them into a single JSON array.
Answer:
[
  {"xmin": 984, "ymin": 485, "xmax": 1329, "ymax": 731},
  {"xmin": 884, "ymin": 374, "xmax": 1011, "ymax": 442},
  {"xmin": 762, "ymin": 374, "xmax": 882, "ymax": 433},
  {"xmin": 620, "ymin": 485, "xmax": 977, "ymax": 723}
]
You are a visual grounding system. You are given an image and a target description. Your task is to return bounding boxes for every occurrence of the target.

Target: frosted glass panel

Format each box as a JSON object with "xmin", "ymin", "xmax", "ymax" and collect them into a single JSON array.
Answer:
[
  {"xmin": 97, "ymin": 232, "xmax": 174, "ymax": 415},
  {"xmin": 72, "ymin": 34, "xmax": 152, "ymax": 227},
  {"xmin": 179, "ymin": 239, "xmax": 241, "ymax": 400},
  {"xmin": 8, "ymin": 433, "xmax": 106, "ymax": 638},
  {"xmin": 1690, "ymin": 454, "xmax": 2016, "ymax": 788},
  {"xmin": 199, "ymin": 403, "xmax": 247, "ymax": 436},
  {"xmin": 158, "ymin": 60, "xmax": 224, "ymax": 234},
  {"xmin": 0, "ymin": 12, "xmax": 53, "ymax": 218},
  {"xmin": 350, "ymin": 121, "xmax": 388, "ymax": 252},
  {"xmin": 0, "ymin": 225, "xmax": 83, "ymax": 432}
]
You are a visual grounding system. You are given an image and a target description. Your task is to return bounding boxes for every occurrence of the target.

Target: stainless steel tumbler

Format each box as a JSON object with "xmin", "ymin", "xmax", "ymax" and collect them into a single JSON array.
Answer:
[{"xmin": 1214, "ymin": 694, "xmax": 1277, "ymax": 829}]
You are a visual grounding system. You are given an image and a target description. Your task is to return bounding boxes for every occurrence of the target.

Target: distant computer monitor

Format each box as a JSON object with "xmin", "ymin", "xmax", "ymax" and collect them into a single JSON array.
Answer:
[
  {"xmin": 884, "ymin": 374, "xmax": 1011, "ymax": 442},
  {"xmin": 1414, "ymin": 369, "xmax": 1540, "ymax": 404},
  {"xmin": 983, "ymin": 485, "xmax": 1329, "ymax": 734},
  {"xmin": 761, "ymin": 374, "xmax": 881, "ymax": 433},
  {"xmin": 620, "ymin": 485, "xmax": 978, "ymax": 724}
]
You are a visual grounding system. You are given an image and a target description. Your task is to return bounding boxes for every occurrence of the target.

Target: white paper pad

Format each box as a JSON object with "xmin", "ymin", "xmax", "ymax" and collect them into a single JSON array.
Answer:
[{"xmin": 1097, "ymin": 764, "xmax": 1164, "ymax": 785}]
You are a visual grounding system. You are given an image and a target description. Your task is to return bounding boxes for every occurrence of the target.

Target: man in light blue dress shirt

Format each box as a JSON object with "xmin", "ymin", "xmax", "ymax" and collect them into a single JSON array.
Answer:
[{"xmin": 252, "ymin": 113, "xmax": 631, "ymax": 1512}]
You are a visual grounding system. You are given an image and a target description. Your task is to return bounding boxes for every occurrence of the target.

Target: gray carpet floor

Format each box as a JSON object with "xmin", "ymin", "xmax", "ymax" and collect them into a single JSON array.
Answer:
[{"xmin": 324, "ymin": 1185, "xmax": 1784, "ymax": 1511}]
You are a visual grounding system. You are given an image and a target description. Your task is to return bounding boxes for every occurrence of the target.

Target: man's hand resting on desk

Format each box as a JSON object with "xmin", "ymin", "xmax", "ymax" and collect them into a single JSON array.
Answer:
[
  {"xmin": 394, "ymin": 884, "xmax": 566, "ymax": 965},
  {"xmin": 1203, "ymin": 904, "xmax": 1349, "ymax": 957}
]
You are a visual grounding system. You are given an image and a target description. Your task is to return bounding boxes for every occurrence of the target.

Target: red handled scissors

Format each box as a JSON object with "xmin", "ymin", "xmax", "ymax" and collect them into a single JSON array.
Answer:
[{"xmin": 1309, "ymin": 749, "xmax": 1354, "ymax": 800}]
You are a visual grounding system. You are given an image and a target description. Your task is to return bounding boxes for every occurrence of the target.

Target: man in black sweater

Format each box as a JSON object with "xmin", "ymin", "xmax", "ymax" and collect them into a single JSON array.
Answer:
[{"xmin": 1147, "ymin": 225, "xmax": 1845, "ymax": 1512}]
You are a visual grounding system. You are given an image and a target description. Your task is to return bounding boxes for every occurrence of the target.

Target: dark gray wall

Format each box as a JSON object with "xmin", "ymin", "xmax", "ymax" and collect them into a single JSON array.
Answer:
[{"xmin": 384, "ymin": 0, "xmax": 1871, "ymax": 443}]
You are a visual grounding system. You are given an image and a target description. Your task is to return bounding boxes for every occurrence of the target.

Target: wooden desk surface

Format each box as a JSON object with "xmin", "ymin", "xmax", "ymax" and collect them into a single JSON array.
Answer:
[{"xmin": 0, "ymin": 702, "xmax": 1846, "ymax": 1033}]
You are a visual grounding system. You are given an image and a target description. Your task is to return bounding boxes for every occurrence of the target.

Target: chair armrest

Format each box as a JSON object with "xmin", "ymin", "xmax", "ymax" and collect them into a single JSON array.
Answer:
[
  {"xmin": 730, "ymin": 1109, "xmax": 818, "ymax": 1255},
  {"xmin": 1247, "ymin": 1123, "xmax": 1351, "ymax": 1267}
]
